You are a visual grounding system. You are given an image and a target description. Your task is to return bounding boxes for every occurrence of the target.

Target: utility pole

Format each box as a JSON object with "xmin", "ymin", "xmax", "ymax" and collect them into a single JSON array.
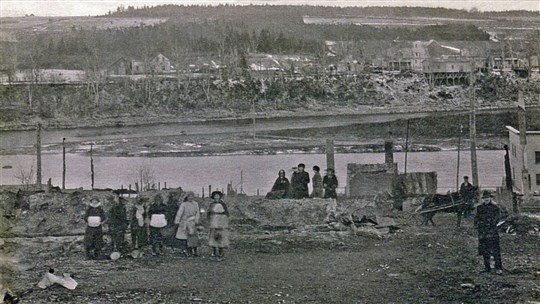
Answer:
[
  {"xmin": 404, "ymin": 120, "xmax": 410, "ymax": 174},
  {"xmin": 326, "ymin": 139, "xmax": 335, "ymax": 171},
  {"xmin": 62, "ymin": 137, "xmax": 66, "ymax": 190},
  {"xmin": 252, "ymin": 100, "xmax": 256, "ymax": 141},
  {"xmin": 456, "ymin": 124, "xmax": 463, "ymax": 191},
  {"xmin": 36, "ymin": 123, "xmax": 42, "ymax": 187},
  {"xmin": 469, "ymin": 68, "xmax": 479, "ymax": 191},
  {"xmin": 90, "ymin": 143, "xmax": 95, "ymax": 190}
]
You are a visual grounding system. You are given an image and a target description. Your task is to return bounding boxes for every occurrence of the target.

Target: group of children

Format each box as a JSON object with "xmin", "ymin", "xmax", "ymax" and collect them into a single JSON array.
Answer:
[
  {"xmin": 268, "ymin": 163, "xmax": 339, "ymax": 200},
  {"xmin": 83, "ymin": 190, "xmax": 230, "ymax": 261}
]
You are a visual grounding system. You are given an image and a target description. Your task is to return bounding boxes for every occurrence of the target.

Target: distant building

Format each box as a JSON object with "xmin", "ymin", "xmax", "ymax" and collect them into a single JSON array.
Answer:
[
  {"xmin": 412, "ymin": 40, "xmax": 462, "ymax": 72},
  {"xmin": 422, "ymin": 57, "xmax": 472, "ymax": 86},
  {"xmin": 150, "ymin": 54, "xmax": 172, "ymax": 74},
  {"xmin": 108, "ymin": 54, "xmax": 173, "ymax": 76},
  {"xmin": 109, "ymin": 57, "xmax": 132, "ymax": 75},
  {"xmin": 506, "ymin": 125, "xmax": 540, "ymax": 194}
]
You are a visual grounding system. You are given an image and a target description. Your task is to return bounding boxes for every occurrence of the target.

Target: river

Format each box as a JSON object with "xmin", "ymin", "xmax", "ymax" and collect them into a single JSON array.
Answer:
[
  {"xmin": 1, "ymin": 107, "xmax": 519, "ymax": 149},
  {"xmin": 0, "ymin": 150, "xmax": 505, "ymax": 195}
]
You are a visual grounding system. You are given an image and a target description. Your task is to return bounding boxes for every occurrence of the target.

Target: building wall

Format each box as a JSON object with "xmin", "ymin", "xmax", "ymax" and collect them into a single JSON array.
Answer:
[
  {"xmin": 508, "ymin": 127, "xmax": 540, "ymax": 194},
  {"xmin": 346, "ymin": 163, "xmax": 398, "ymax": 197},
  {"xmin": 526, "ymin": 133, "xmax": 540, "ymax": 194},
  {"xmin": 423, "ymin": 60, "xmax": 472, "ymax": 73},
  {"xmin": 412, "ymin": 41, "xmax": 428, "ymax": 72}
]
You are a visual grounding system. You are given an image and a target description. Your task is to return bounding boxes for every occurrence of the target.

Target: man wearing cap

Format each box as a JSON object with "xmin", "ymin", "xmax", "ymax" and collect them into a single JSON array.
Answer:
[
  {"xmin": 84, "ymin": 197, "xmax": 106, "ymax": 259},
  {"xmin": 291, "ymin": 163, "xmax": 310, "ymax": 199},
  {"xmin": 474, "ymin": 191, "xmax": 503, "ymax": 275}
]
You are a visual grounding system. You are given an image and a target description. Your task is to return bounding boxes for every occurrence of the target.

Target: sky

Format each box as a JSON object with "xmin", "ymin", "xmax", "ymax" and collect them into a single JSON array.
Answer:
[{"xmin": 0, "ymin": 0, "xmax": 539, "ymax": 17}]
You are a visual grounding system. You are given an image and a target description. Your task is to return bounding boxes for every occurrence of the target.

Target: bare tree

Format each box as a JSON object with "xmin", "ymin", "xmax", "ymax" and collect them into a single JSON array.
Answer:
[
  {"xmin": 15, "ymin": 164, "xmax": 35, "ymax": 189},
  {"xmin": 84, "ymin": 48, "xmax": 106, "ymax": 105},
  {"xmin": 133, "ymin": 161, "xmax": 155, "ymax": 191}
]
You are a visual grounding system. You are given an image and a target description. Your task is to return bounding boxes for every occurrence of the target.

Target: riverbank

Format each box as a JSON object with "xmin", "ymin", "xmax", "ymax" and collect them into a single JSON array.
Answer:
[{"xmin": 1, "ymin": 103, "xmax": 536, "ymax": 132}]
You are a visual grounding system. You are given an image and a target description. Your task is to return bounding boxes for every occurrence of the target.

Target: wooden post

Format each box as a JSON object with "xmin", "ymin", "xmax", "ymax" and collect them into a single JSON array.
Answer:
[
  {"xmin": 469, "ymin": 69, "xmax": 479, "ymax": 192},
  {"xmin": 517, "ymin": 91, "xmax": 529, "ymax": 199},
  {"xmin": 384, "ymin": 141, "xmax": 393, "ymax": 164},
  {"xmin": 62, "ymin": 137, "xmax": 66, "ymax": 190},
  {"xmin": 257, "ymin": 189, "xmax": 259, "ymax": 197},
  {"xmin": 326, "ymin": 139, "xmax": 335, "ymax": 171},
  {"xmin": 209, "ymin": 185, "xmax": 212, "ymax": 196},
  {"xmin": 135, "ymin": 182, "xmax": 139, "ymax": 192},
  {"xmin": 456, "ymin": 124, "xmax": 463, "ymax": 191},
  {"xmin": 129, "ymin": 184, "xmax": 132, "ymax": 198},
  {"xmin": 164, "ymin": 182, "xmax": 167, "ymax": 189},
  {"xmin": 158, "ymin": 182, "xmax": 160, "ymax": 190},
  {"xmin": 90, "ymin": 143, "xmax": 95, "ymax": 190},
  {"xmin": 252, "ymin": 100, "xmax": 256, "ymax": 141},
  {"xmin": 240, "ymin": 170, "xmax": 244, "ymax": 194},
  {"xmin": 36, "ymin": 123, "xmax": 42, "ymax": 186},
  {"xmin": 503, "ymin": 145, "xmax": 512, "ymax": 190},
  {"xmin": 404, "ymin": 120, "xmax": 410, "ymax": 174},
  {"xmin": 202, "ymin": 187, "xmax": 205, "ymax": 198}
]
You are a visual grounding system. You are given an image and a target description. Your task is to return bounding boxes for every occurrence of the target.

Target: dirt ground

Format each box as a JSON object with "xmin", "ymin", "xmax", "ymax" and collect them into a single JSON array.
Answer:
[{"xmin": 4, "ymin": 212, "xmax": 539, "ymax": 304}]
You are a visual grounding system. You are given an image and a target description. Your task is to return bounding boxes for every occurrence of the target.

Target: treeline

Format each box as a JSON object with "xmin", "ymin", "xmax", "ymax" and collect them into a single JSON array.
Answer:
[
  {"xmin": 105, "ymin": 4, "xmax": 539, "ymax": 20},
  {"xmin": 13, "ymin": 20, "xmax": 488, "ymax": 70}
]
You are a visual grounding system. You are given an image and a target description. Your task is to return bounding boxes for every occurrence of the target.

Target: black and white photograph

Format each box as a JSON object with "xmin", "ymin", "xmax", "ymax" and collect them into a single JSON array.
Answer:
[{"xmin": 0, "ymin": 0, "xmax": 539, "ymax": 302}]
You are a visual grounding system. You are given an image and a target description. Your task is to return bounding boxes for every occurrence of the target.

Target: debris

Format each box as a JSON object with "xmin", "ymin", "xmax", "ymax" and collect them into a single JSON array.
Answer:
[
  {"xmin": 37, "ymin": 269, "xmax": 77, "ymax": 290},
  {"xmin": 460, "ymin": 283, "xmax": 475, "ymax": 289},
  {"xmin": 110, "ymin": 252, "xmax": 121, "ymax": 260}
]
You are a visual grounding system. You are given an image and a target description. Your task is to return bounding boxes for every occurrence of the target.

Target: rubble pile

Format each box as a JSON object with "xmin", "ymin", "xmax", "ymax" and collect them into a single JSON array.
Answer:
[{"xmin": 227, "ymin": 197, "xmax": 338, "ymax": 230}]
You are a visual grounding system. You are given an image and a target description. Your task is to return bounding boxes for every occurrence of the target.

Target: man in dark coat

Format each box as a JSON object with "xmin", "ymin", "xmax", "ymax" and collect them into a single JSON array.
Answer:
[
  {"xmin": 474, "ymin": 191, "xmax": 503, "ymax": 274},
  {"xmin": 108, "ymin": 196, "xmax": 128, "ymax": 252},
  {"xmin": 291, "ymin": 163, "xmax": 310, "ymax": 199},
  {"xmin": 323, "ymin": 168, "xmax": 338, "ymax": 199},
  {"xmin": 459, "ymin": 176, "xmax": 476, "ymax": 217},
  {"xmin": 84, "ymin": 197, "xmax": 106, "ymax": 259}
]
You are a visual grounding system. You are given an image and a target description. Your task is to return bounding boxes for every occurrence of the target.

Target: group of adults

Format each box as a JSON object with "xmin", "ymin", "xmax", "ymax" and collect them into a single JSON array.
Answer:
[
  {"xmin": 267, "ymin": 163, "xmax": 339, "ymax": 200},
  {"xmin": 83, "ymin": 190, "xmax": 230, "ymax": 261}
]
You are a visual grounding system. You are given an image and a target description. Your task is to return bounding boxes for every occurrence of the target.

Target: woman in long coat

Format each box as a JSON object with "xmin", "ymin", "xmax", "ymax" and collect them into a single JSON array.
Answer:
[
  {"xmin": 174, "ymin": 192, "xmax": 200, "ymax": 256},
  {"xmin": 208, "ymin": 191, "xmax": 229, "ymax": 260}
]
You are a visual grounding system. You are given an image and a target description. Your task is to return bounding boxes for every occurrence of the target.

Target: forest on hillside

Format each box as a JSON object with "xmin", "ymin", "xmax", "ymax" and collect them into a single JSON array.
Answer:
[{"xmin": 5, "ymin": 5, "xmax": 497, "ymax": 71}]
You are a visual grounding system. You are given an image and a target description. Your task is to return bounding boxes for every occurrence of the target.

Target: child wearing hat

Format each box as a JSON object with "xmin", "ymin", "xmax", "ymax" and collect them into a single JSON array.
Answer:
[
  {"xmin": 207, "ymin": 191, "xmax": 229, "ymax": 260},
  {"xmin": 84, "ymin": 197, "xmax": 106, "ymax": 259}
]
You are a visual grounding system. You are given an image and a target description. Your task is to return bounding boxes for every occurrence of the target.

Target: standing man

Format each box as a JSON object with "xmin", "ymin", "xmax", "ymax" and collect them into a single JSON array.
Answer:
[
  {"xmin": 291, "ymin": 163, "xmax": 310, "ymax": 199},
  {"xmin": 459, "ymin": 176, "xmax": 476, "ymax": 218},
  {"xmin": 474, "ymin": 191, "xmax": 503, "ymax": 275},
  {"xmin": 323, "ymin": 168, "xmax": 338, "ymax": 199},
  {"xmin": 311, "ymin": 166, "xmax": 323, "ymax": 198}
]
